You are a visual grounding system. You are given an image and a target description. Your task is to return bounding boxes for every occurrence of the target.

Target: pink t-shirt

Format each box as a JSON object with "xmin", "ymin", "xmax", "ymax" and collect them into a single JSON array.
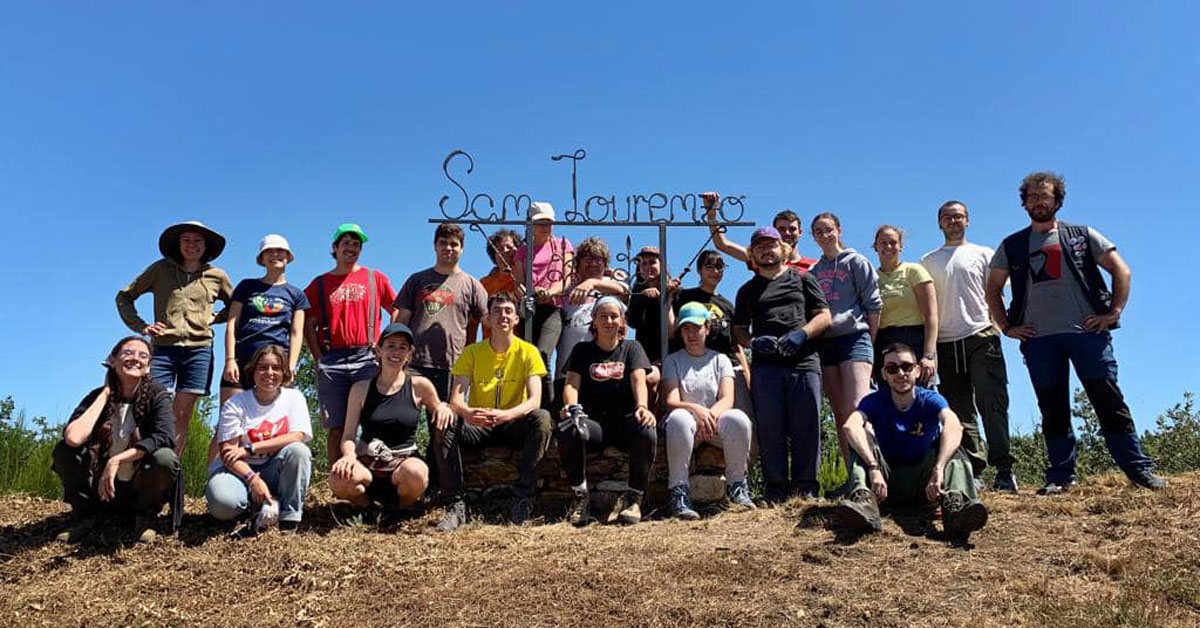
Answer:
[{"xmin": 515, "ymin": 237, "xmax": 574, "ymax": 307}]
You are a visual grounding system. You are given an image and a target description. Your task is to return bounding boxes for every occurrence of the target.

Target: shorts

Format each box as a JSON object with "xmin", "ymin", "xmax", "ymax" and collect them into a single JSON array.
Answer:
[
  {"xmin": 317, "ymin": 347, "xmax": 378, "ymax": 428},
  {"xmin": 149, "ymin": 345, "xmax": 214, "ymax": 396},
  {"xmin": 818, "ymin": 329, "xmax": 873, "ymax": 367},
  {"xmin": 219, "ymin": 355, "xmax": 254, "ymax": 390},
  {"xmin": 359, "ymin": 449, "xmax": 421, "ymax": 504}
]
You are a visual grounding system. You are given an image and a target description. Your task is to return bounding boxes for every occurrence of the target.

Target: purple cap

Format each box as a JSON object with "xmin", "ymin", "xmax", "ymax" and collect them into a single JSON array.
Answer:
[{"xmin": 750, "ymin": 226, "xmax": 782, "ymax": 244}]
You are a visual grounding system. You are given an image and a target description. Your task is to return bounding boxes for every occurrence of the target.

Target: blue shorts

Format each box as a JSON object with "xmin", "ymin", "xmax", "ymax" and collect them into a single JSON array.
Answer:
[
  {"xmin": 818, "ymin": 329, "xmax": 873, "ymax": 367},
  {"xmin": 317, "ymin": 347, "xmax": 379, "ymax": 428},
  {"xmin": 149, "ymin": 345, "xmax": 214, "ymax": 396}
]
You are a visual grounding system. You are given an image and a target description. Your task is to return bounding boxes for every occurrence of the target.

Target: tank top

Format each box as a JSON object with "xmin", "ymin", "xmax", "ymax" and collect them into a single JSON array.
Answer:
[{"xmin": 359, "ymin": 373, "xmax": 421, "ymax": 450}]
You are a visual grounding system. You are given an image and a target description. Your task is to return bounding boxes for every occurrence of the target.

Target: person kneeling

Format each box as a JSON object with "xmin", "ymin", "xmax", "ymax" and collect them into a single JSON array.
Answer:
[
  {"xmin": 661, "ymin": 302, "xmax": 755, "ymax": 519},
  {"xmin": 329, "ymin": 324, "xmax": 448, "ymax": 519},
  {"xmin": 837, "ymin": 343, "xmax": 988, "ymax": 540},
  {"xmin": 53, "ymin": 336, "xmax": 179, "ymax": 544},
  {"xmin": 206, "ymin": 344, "xmax": 313, "ymax": 534},
  {"xmin": 432, "ymin": 294, "xmax": 553, "ymax": 531}
]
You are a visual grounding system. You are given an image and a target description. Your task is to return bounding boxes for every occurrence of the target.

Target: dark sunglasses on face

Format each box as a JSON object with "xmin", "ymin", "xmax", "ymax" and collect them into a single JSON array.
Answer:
[{"xmin": 883, "ymin": 362, "xmax": 917, "ymax": 375}]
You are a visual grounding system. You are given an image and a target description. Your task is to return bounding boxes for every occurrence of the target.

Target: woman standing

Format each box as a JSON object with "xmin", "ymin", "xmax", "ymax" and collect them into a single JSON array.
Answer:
[
  {"xmin": 810, "ymin": 213, "xmax": 882, "ymax": 496},
  {"xmin": 52, "ymin": 336, "xmax": 179, "ymax": 544},
  {"xmin": 206, "ymin": 344, "xmax": 313, "ymax": 533},
  {"xmin": 559, "ymin": 297, "xmax": 656, "ymax": 526},
  {"xmin": 872, "ymin": 225, "xmax": 938, "ymax": 386},
  {"xmin": 329, "ymin": 323, "xmax": 453, "ymax": 510}
]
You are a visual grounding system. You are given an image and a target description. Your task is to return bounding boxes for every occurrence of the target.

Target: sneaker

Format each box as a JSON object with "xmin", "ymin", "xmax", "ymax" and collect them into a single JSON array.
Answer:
[
  {"xmin": 837, "ymin": 488, "xmax": 882, "ymax": 532},
  {"xmin": 1127, "ymin": 469, "xmax": 1168, "ymax": 490},
  {"xmin": 941, "ymin": 491, "xmax": 988, "ymax": 535},
  {"xmin": 567, "ymin": 488, "xmax": 591, "ymax": 527},
  {"xmin": 56, "ymin": 517, "xmax": 97, "ymax": 544},
  {"xmin": 668, "ymin": 485, "xmax": 700, "ymax": 521},
  {"xmin": 436, "ymin": 499, "xmax": 467, "ymax": 533},
  {"xmin": 992, "ymin": 469, "xmax": 1019, "ymax": 493},
  {"xmin": 726, "ymin": 481, "xmax": 757, "ymax": 510},
  {"xmin": 134, "ymin": 516, "xmax": 158, "ymax": 544},
  {"xmin": 510, "ymin": 496, "xmax": 535, "ymax": 525},
  {"xmin": 279, "ymin": 520, "xmax": 301, "ymax": 535},
  {"xmin": 617, "ymin": 491, "xmax": 643, "ymax": 525},
  {"xmin": 1036, "ymin": 481, "xmax": 1074, "ymax": 496}
]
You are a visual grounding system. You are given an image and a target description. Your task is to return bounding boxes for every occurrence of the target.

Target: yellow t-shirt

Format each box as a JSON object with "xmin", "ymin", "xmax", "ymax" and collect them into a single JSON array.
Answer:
[
  {"xmin": 878, "ymin": 262, "xmax": 933, "ymax": 328},
  {"xmin": 450, "ymin": 338, "xmax": 547, "ymax": 410}
]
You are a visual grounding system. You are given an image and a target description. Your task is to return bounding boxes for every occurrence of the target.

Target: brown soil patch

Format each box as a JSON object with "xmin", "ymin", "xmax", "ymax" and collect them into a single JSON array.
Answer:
[{"xmin": 2, "ymin": 474, "xmax": 1198, "ymax": 627}]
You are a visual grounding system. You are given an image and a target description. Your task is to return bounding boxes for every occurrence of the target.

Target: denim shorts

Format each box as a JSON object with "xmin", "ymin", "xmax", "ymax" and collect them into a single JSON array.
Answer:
[
  {"xmin": 818, "ymin": 329, "xmax": 874, "ymax": 367},
  {"xmin": 149, "ymin": 345, "xmax": 214, "ymax": 396},
  {"xmin": 317, "ymin": 347, "xmax": 379, "ymax": 428}
]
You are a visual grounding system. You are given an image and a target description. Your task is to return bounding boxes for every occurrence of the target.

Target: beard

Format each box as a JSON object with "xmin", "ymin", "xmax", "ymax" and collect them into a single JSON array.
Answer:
[{"xmin": 1025, "ymin": 205, "xmax": 1059, "ymax": 223}]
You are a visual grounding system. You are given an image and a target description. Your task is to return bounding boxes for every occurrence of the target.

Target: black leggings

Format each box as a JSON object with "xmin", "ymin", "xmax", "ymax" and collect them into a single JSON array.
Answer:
[
  {"xmin": 530, "ymin": 304, "xmax": 562, "ymax": 407},
  {"xmin": 557, "ymin": 412, "xmax": 657, "ymax": 493}
]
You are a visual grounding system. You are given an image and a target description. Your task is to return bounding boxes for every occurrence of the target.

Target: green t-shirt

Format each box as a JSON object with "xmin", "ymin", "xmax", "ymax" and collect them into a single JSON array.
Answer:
[{"xmin": 451, "ymin": 338, "xmax": 547, "ymax": 410}]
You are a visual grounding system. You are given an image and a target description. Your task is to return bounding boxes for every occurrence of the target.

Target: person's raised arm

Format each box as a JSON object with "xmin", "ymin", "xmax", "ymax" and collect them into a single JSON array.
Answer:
[
  {"xmin": 62, "ymin": 388, "xmax": 109, "ymax": 448},
  {"xmin": 702, "ymin": 192, "xmax": 748, "ymax": 263}
]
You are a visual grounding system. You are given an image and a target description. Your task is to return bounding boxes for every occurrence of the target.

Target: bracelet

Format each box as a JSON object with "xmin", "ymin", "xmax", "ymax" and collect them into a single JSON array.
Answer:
[
  {"xmin": 243, "ymin": 470, "xmax": 259, "ymax": 484},
  {"xmin": 923, "ymin": 354, "xmax": 937, "ymax": 361},
  {"xmin": 867, "ymin": 463, "xmax": 881, "ymax": 471}
]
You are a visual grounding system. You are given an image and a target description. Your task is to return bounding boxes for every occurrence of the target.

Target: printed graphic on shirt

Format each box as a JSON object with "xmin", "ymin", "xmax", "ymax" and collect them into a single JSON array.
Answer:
[
  {"xmin": 248, "ymin": 294, "xmax": 288, "ymax": 315},
  {"xmin": 590, "ymin": 361, "xmax": 626, "ymax": 382},
  {"xmin": 1029, "ymin": 242, "xmax": 1062, "ymax": 283},
  {"xmin": 247, "ymin": 416, "xmax": 290, "ymax": 443},
  {"xmin": 814, "ymin": 267, "xmax": 850, "ymax": 301},
  {"xmin": 420, "ymin": 283, "xmax": 456, "ymax": 316},
  {"xmin": 331, "ymin": 282, "xmax": 367, "ymax": 304}
]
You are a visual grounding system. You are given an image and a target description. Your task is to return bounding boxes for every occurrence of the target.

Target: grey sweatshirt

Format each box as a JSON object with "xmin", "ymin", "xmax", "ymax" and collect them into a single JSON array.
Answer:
[{"xmin": 810, "ymin": 248, "xmax": 882, "ymax": 337}]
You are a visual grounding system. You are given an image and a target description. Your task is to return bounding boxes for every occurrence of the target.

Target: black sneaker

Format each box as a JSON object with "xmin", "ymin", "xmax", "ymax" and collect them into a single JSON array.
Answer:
[
  {"xmin": 55, "ymin": 517, "xmax": 97, "ymax": 544},
  {"xmin": 941, "ymin": 491, "xmax": 988, "ymax": 535},
  {"xmin": 567, "ymin": 488, "xmax": 590, "ymax": 527},
  {"xmin": 1036, "ymin": 481, "xmax": 1074, "ymax": 496},
  {"xmin": 992, "ymin": 469, "xmax": 1019, "ymax": 493},
  {"xmin": 436, "ymin": 499, "xmax": 467, "ymax": 533},
  {"xmin": 510, "ymin": 496, "xmax": 535, "ymax": 525},
  {"xmin": 836, "ymin": 488, "xmax": 882, "ymax": 532},
  {"xmin": 1127, "ymin": 469, "xmax": 1168, "ymax": 490}
]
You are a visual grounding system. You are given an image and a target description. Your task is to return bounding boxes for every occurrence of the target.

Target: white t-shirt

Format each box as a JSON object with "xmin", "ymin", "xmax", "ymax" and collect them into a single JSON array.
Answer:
[
  {"xmin": 920, "ymin": 242, "xmax": 995, "ymax": 343},
  {"xmin": 110, "ymin": 403, "xmax": 137, "ymax": 482},
  {"xmin": 209, "ymin": 388, "xmax": 313, "ymax": 473},
  {"xmin": 661, "ymin": 348, "xmax": 734, "ymax": 409}
]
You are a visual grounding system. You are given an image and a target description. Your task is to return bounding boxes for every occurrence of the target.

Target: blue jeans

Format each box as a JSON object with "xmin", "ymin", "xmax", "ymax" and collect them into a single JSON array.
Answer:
[
  {"xmin": 316, "ymin": 347, "xmax": 378, "ymax": 428},
  {"xmin": 750, "ymin": 363, "xmax": 822, "ymax": 499},
  {"xmin": 205, "ymin": 442, "xmax": 312, "ymax": 522},
  {"xmin": 149, "ymin": 345, "xmax": 214, "ymax": 396}
]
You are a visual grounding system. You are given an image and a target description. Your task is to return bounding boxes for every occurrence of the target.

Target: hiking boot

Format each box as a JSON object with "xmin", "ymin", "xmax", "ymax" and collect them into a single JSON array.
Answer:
[
  {"xmin": 726, "ymin": 481, "xmax": 757, "ymax": 510},
  {"xmin": 992, "ymin": 469, "xmax": 1019, "ymax": 493},
  {"xmin": 567, "ymin": 487, "xmax": 591, "ymax": 527},
  {"xmin": 134, "ymin": 516, "xmax": 159, "ymax": 544},
  {"xmin": 436, "ymin": 499, "xmax": 467, "ymax": 533},
  {"xmin": 837, "ymin": 488, "xmax": 882, "ymax": 532},
  {"xmin": 941, "ymin": 491, "xmax": 988, "ymax": 535},
  {"xmin": 279, "ymin": 520, "xmax": 301, "ymax": 535},
  {"xmin": 55, "ymin": 517, "xmax": 97, "ymax": 543},
  {"xmin": 668, "ymin": 485, "xmax": 700, "ymax": 521},
  {"xmin": 617, "ymin": 491, "xmax": 643, "ymax": 525},
  {"xmin": 1036, "ymin": 481, "xmax": 1074, "ymax": 496},
  {"xmin": 1127, "ymin": 469, "xmax": 1168, "ymax": 490},
  {"xmin": 510, "ymin": 496, "xmax": 535, "ymax": 525}
]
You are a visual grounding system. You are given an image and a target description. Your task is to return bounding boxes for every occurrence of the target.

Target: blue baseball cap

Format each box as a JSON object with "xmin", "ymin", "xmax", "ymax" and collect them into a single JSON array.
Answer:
[{"xmin": 677, "ymin": 302, "xmax": 711, "ymax": 327}]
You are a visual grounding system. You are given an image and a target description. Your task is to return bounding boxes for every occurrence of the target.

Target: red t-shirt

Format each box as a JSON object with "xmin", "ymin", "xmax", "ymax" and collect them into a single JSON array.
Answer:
[
  {"xmin": 304, "ymin": 267, "xmax": 396, "ymax": 349},
  {"xmin": 787, "ymin": 256, "xmax": 818, "ymax": 272}
]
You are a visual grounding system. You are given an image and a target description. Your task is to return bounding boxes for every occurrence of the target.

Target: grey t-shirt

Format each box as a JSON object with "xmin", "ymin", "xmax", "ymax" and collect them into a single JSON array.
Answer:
[
  {"xmin": 990, "ymin": 226, "xmax": 1115, "ymax": 336},
  {"xmin": 393, "ymin": 268, "xmax": 488, "ymax": 370},
  {"xmin": 661, "ymin": 348, "xmax": 734, "ymax": 408}
]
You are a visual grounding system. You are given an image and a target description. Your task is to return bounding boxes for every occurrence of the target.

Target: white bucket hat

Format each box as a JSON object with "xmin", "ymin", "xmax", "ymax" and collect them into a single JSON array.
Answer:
[
  {"xmin": 257, "ymin": 234, "xmax": 295, "ymax": 265},
  {"xmin": 529, "ymin": 201, "xmax": 556, "ymax": 222}
]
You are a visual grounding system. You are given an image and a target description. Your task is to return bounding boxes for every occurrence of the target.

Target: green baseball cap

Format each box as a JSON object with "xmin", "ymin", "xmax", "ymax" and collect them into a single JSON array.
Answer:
[
  {"xmin": 332, "ymin": 223, "xmax": 369, "ymax": 244},
  {"xmin": 677, "ymin": 301, "xmax": 711, "ymax": 327}
]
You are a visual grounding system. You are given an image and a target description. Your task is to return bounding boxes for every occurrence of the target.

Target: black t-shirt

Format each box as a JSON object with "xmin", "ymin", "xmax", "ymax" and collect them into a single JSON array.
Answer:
[
  {"xmin": 627, "ymin": 280, "xmax": 665, "ymax": 363},
  {"xmin": 670, "ymin": 287, "xmax": 738, "ymax": 362},
  {"xmin": 734, "ymin": 268, "xmax": 828, "ymax": 371},
  {"xmin": 566, "ymin": 339, "xmax": 651, "ymax": 420}
]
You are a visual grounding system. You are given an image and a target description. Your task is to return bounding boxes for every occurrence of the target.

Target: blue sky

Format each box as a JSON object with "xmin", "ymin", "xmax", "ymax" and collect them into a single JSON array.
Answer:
[{"xmin": 2, "ymin": 2, "xmax": 1196, "ymax": 434}]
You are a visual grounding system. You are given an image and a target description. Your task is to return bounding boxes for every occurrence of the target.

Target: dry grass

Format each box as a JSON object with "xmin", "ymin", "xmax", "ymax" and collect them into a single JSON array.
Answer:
[{"xmin": 2, "ymin": 473, "xmax": 1199, "ymax": 627}]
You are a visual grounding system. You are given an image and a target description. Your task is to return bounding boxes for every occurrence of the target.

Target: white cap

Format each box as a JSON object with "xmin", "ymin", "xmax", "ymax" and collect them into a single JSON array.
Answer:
[
  {"xmin": 257, "ymin": 234, "xmax": 295, "ymax": 265},
  {"xmin": 529, "ymin": 201, "xmax": 556, "ymax": 222}
]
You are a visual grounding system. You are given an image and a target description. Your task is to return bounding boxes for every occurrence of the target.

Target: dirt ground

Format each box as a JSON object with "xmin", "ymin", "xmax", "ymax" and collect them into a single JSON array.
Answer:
[{"xmin": 1, "ymin": 473, "xmax": 1198, "ymax": 628}]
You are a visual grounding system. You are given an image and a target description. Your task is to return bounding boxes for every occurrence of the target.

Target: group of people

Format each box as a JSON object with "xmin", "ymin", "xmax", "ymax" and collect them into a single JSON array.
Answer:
[{"xmin": 51, "ymin": 170, "xmax": 1166, "ymax": 544}]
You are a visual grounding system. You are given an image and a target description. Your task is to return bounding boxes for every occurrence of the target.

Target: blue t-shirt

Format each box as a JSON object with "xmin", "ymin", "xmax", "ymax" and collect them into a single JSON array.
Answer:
[
  {"xmin": 231, "ymin": 279, "xmax": 310, "ymax": 361},
  {"xmin": 857, "ymin": 387, "xmax": 947, "ymax": 466}
]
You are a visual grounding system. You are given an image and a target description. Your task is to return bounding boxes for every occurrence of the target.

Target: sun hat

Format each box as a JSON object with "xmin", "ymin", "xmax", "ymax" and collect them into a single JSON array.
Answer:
[
  {"xmin": 635, "ymin": 245, "xmax": 661, "ymax": 259},
  {"xmin": 378, "ymin": 322, "xmax": 414, "ymax": 343},
  {"xmin": 750, "ymin": 226, "xmax": 782, "ymax": 245},
  {"xmin": 332, "ymin": 223, "xmax": 369, "ymax": 244},
  {"xmin": 677, "ymin": 302, "xmax": 711, "ymax": 328},
  {"xmin": 158, "ymin": 221, "xmax": 226, "ymax": 263},
  {"xmin": 256, "ymin": 234, "xmax": 294, "ymax": 266},
  {"xmin": 529, "ymin": 202, "xmax": 556, "ymax": 222}
]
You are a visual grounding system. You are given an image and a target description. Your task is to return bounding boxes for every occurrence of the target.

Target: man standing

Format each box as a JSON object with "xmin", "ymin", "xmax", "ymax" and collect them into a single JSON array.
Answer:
[
  {"xmin": 304, "ymin": 223, "xmax": 396, "ymax": 465},
  {"xmin": 391, "ymin": 223, "xmax": 489, "ymax": 402},
  {"xmin": 985, "ymin": 171, "xmax": 1166, "ymax": 494},
  {"xmin": 920, "ymin": 201, "xmax": 1017, "ymax": 491},
  {"xmin": 732, "ymin": 227, "xmax": 831, "ymax": 502},
  {"xmin": 837, "ymin": 343, "xmax": 988, "ymax": 540},
  {"xmin": 704, "ymin": 192, "xmax": 818, "ymax": 272},
  {"xmin": 432, "ymin": 293, "xmax": 554, "ymax": 531}
]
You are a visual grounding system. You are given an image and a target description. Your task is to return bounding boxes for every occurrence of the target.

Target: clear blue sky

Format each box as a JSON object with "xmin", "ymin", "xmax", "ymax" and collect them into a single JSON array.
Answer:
[{"xmin": 2, "ymin": 2, "xmax": 1197, "ymax": 434}]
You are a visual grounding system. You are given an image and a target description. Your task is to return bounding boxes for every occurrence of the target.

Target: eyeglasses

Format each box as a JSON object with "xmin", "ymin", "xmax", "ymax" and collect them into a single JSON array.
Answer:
[
  {"xmin": 119, "ymin": 348, "xmax": 151, "ymax": 361},
  {"xmin": 702, "ymin": 262, "xmax": 725, "ymax": 270},
  {"xmin": 1025, "ymin": 193, "xmax": 1056, "ymax": 203},
  {"xmin": 883, "ymin": 362, "xmax": 917, "ymax": 375}
]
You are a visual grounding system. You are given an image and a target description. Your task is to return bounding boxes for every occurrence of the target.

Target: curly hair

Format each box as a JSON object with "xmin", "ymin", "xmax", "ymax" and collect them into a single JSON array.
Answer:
[
  {"xmin": 1020, "ymin": 171, "xmax": 1066, "ymax": 207},
  {"xmin": 574, "ymin": 236, "xmax": 611, "ymax": 268},
  {"xmin": 486, "ymin": 229, "xmax": 522, "ymax": 265},
  {"xmin": 102, "ymin": 336, "xmax": 157, "ymax": 428}
]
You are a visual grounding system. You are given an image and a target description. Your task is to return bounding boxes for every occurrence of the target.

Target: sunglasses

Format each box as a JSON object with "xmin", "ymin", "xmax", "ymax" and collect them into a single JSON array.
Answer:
[{"xmin": 883, "ymin": 362, "xmax": 917, "ymax": 376}]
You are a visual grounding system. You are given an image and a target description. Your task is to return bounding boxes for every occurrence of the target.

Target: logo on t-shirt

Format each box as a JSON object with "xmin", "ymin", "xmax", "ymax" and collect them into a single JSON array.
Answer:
[
  {"xmin": 248, "ymin": 294, "xmax": 287, "ymax": 315},
  {"xmin": 246, "ymin": 416, "xmax": 289, "ymax": 443},
  {"xmin": 589, "ymin": 361, "xmax": 626, "ymax": 382},
  {"xmin": 420, "ymin": 283, "xmax": 456, "ymax": 316},
  {"xmin": 1029, "ymin": 243, "xmax": 1062, "ymax": 284},
  {"xmin": 330, "ymin": 282, "xmax": 366, "ymax": 304}
]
